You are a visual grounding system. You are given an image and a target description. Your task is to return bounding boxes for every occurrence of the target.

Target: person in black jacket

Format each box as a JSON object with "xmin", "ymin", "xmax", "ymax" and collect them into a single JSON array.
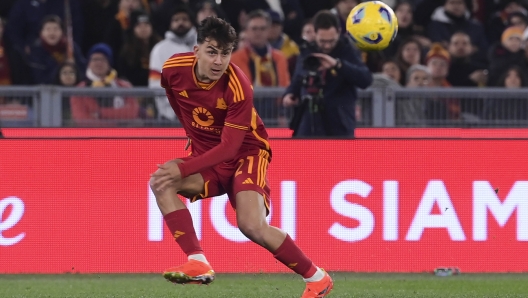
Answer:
[{"xmin": 282, "ymin": 10, "xmax": 372, "ymax": 138}]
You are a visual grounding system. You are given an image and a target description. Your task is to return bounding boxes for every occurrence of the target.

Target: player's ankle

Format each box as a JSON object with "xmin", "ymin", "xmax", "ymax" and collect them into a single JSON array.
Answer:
[
  {"xmin": 303, "ymin": 267, "xmax": 324, "ymax": 283},
  {"xmin": 188, "ymin": 253, "xmax": 209, "ymax": 265}
]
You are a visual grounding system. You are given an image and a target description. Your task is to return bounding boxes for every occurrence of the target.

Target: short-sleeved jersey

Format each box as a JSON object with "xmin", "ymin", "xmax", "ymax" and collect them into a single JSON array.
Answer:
[{"xmin": 160, "ymin": 52, "xmax": 270, "ymax": 156}]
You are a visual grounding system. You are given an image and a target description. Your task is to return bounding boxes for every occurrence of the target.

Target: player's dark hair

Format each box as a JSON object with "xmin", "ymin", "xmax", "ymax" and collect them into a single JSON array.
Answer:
[
  {"xmin": 313, "ymin": 10, "xmax": 340, "ymax": 32},
  {"xmin": 197, "ymin": 16, "xmax": 237, "ymax": 50}
]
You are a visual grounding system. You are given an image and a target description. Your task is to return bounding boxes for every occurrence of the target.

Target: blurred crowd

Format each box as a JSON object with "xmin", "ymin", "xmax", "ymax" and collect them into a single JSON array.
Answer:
[{"xmin": 0, "ymin": 0, "xmax": 527, "ymax": 125}]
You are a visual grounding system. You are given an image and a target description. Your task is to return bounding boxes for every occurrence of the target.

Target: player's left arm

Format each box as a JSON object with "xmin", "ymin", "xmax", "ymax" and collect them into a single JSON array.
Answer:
[
  {"xmin": 176, "ymin": 69, "xmax": 252, "ymax": 179},
  {"xmin": 335, "ymin": 45, "xmax": 373, "ymax": 89}
]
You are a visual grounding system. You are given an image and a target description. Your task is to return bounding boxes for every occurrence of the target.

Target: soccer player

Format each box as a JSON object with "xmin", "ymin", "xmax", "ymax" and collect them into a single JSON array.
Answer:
[{"xmin": 149, "ymin": 16, "xmax": 333, "ymax": 298}]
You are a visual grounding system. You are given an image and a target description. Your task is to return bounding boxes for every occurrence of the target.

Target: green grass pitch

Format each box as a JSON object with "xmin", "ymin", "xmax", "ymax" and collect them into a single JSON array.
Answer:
[{"xmin": 1, "ymin": 273, "xmax": 528, "ymax": 298}]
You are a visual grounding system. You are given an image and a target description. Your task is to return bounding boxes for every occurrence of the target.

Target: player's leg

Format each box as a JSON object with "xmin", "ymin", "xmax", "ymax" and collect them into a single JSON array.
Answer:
[
  {"xmin": 150, "ymin": 158, "xmax": 214, "ymax": 285},
  {"xmin": 235, "ymin": 191, "xmax": 333, "ymax": 297},
  {"xmin": 231, "ymin": 149, "xmax": 333, "ymax": 297}
]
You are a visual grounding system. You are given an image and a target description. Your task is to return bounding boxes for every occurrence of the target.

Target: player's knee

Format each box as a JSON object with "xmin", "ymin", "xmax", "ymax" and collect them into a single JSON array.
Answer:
[
  {"xmin": 238, "ymin": 219, "xmax": 266, "ymax": 243},
  {"xmin": 149, "ymin": 176, "xmax": 178, "ymax": 196}
]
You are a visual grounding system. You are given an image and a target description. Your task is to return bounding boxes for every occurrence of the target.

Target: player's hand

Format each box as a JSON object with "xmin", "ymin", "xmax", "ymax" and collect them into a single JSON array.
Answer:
[
  {"xmin": 150, "ymin": 160, "xmax": 182, "ymax": 191},
  {"xmin": 283, "ymin": 93, "xmax": 298, "ymax": 107},
  {"xmin": 311, "ymin": 53, "xmax": 338, "ymax": 71}
]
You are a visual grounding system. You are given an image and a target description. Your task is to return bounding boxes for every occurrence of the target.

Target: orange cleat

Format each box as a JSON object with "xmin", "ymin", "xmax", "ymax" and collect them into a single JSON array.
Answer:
[
  {"xmin": 163, "ymin": 259, "xmax": 215, "ymax": 285},
  {"xmin": 301, "ymin": 269, "xmax": 334, "ymax": 298}
]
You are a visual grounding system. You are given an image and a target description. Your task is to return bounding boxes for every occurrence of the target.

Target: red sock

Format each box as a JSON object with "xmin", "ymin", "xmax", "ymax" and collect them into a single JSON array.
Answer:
[
  {"xmin": 164, "ymin": 209, "xmax": 203, "ymax": 256},
  {"xmin": 273, "ymin": 235, "xmax": 317, "ymax": 278}
]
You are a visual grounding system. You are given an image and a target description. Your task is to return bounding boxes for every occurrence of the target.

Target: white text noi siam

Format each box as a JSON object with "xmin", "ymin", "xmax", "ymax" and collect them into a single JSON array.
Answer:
[{"xmin": 147, "ymin": 180, "xmax": 528, "ymax": 243}]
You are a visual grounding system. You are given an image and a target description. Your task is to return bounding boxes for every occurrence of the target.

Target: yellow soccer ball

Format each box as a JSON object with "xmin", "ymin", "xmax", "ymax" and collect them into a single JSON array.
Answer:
[{"xmin": 346, "ymin": 1, "xmax": 398, "ymax": 51}]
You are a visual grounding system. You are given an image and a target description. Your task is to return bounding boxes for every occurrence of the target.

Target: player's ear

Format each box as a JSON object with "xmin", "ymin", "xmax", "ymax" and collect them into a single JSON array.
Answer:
[{"xmin": 193, "ymin": 45, "xmax": 200, "ymax": 56}]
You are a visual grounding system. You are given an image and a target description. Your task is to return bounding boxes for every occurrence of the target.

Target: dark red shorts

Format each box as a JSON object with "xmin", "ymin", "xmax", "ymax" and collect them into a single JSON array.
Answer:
[{"xmin": 180, "ymin": 148, "xmax": 271, "ymax": 214}]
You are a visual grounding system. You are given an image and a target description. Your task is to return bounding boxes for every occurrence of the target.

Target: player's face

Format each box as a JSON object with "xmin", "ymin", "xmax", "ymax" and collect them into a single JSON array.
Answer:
[
  {"xmin": 315, "ymin": 27, "xmax": 339, "ymax": 54},
  {"xmin": 448, "ymin": 33, "xmax": 471, "ymax": 58},
  {"xmin": 194, "ymin": 39, "xmax": 233, "ymax": 82},
  {"xmin": 41, "ymin": 22, "xmax": 63, "ymax": 46}
]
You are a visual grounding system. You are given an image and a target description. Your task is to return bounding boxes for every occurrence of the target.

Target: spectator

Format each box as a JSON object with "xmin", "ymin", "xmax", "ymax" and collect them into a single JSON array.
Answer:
[
  {"xmin": 55, "ymin": 62, "xmax": 81, "ymax": 87},
  {"xmin": 487, "ymin": 0, "xmax": 528, "ymax": 45},
  {"xmin": 394, "ymin": 38, "xmax": 424, "ymax": 76},
  {"xmin": 70, "ymin": 43, "xmax": 140, "ymax": 126},
  {"xmin": 27, "ymin": 15, "xmax": 86, "ymax": 85},
  {"xmin": 54, "ymin": 62, "xmax": 81, "ymax": 121},
  {"xmin": 483, "ymin": 65, "xmax": 528, "ymax": 121},
  {"xmin": 280, "ymin": 0, "xmax": 306, "ymax": 44},
  {"xmin": 508, "ymin": 11, "xmax": 528, "ymax": 30},
  {"xmin": 235, "ymin": 0, "xmax": 305, "ymax": 43},
  {"xmin": 381, "ymin": 60, "xmax": 403, "ymax": 85},
  {"xmin": 150, "ymin": 0, "xmax": 192, "ymax": 36},
  {"xmin": 301, "ymin": 19, "xmax": 316, "ymax": 44},
  {"xmin": 5, "ymin": 0, "xmax": 84, "ymax": 85},
  {"xmin": 195, "ymin": 0, "xmax": 226, "ymax": 24},
  {"xmin": 231, "ymin": 10, "xmax": 290, "ymax": 125},
  {"xmin": 104, "ymin": 0, "xmax": 143, "ymax": 61},
  {"xmin": 118, "ymin": 10, "xmax": 161, "ymax": 87},
  {"xmin": 425, "ymin": 43, "xmax": 461, "ymax": 121},
  {"xmin": 427, "ymin": 0, "xmax": 488, "ymax": 60},
  {"xmin": 6, "ymin": 0, "xmax": 84, "ymax": 50},
  {"xmin": 282, "ymin": 10, "xmax": 372, "ymax": 137},
  {"xmin": 447, "ymin": 31, "xmax": 488, "ymax": 87},
  {"xmin": 330, "ymin": 0, "xmax": 360, "ymax": 35},
  {"xmin": 0, "ymin": 17, "xmax": 12, "ymax": 85},
  {"xmin": 231, "ymin": 10, "xmax": 290, "ymax": 87},
  {"xmin": 371, "ymin": 60, "xmax": 402, "ymax": 90},
  {"xmin": 384, "ymin": 0, "xmax": 431, "ymax": 58},
  {"xmin": 487, "ymin": 26, "xmax": 527, "ymax": 86},
  {"xmin": 406, "ymin": 64, "xmax": 431, "ymax": 87},
  {"xmin": 426, "ymin": 43, "xmax": 452, "ymax": 87},
  {"xmin": 397, "ymin": 64, "xmax": 430, "ymax": 125},
  {"xmin": 237, "ymin": 30, "xmax": 248, "ymax": 50},
  {"xmin": 149, "ymin": 6, "xmax": 196, "ymax": 122},
  {"xmin": 267, "ymin": 9, "xmax": 300, "ymax": 77}
]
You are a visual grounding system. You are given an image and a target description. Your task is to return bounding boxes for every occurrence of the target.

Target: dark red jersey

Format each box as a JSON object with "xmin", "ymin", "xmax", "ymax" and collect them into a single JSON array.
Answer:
[{"xmin": 160, "ymin": 52, "xmax": 270, "ymax": 178}]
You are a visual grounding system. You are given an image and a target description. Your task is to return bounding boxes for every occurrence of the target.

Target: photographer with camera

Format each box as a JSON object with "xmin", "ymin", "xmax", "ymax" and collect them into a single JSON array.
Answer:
[{"xmin": 282, "ymin": 10, "xmax": 372, "ymax": 138}]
